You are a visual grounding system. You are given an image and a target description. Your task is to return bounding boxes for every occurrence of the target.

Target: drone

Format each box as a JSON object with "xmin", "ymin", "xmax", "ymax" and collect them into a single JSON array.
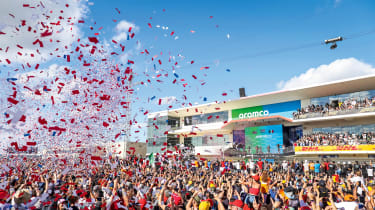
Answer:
[{"xmin": 324, "ymin": 36, "xmax": 343, "ymax": 50}]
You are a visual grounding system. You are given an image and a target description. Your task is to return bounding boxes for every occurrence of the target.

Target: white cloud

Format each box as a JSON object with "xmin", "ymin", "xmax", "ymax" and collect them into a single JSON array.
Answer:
[
  {"xmin": 0, "ymin": 0, "xmax": 87, "ymax": 65},
  {"xmin": 116, "ymin": 20, "xmax": 137, "ymax": 32},
  {"xmin": 277, "ymin": 58, "xmax": 375, "ymax": 90},
  {"xmin": 112, "ymin": 20, "xmax": 139, "ymax": 42},
  {"xmin": 119, "ymin": 50, "xmax": 134, "ymax": 64}
]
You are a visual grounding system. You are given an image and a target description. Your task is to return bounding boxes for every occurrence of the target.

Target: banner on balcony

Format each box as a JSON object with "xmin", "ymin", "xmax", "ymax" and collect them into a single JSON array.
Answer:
[{"xmin": 295, "ymin": 144, "xmax": 375, "ymax": 154}]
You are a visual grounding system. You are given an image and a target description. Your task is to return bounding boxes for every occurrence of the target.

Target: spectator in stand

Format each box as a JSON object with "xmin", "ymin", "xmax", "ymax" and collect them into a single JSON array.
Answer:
[
  {"xmin": 294, "ymin": 96, "xmax": 375, "ymax": 119},
  {"xmin": 296, "ymin": 132, "xmax": 375, "ymax": 146}
]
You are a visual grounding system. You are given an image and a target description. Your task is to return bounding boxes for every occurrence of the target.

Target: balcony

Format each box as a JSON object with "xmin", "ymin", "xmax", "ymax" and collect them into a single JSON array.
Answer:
[{"xmin": 293, "ymin": 105, "xmax": 375, "ymax": 120}]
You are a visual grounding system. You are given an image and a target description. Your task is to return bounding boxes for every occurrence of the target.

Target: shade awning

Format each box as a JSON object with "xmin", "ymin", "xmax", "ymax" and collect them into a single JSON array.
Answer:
[{"xmin": 221, "ymin": 115, "xmax": 293, "ymax": 129}]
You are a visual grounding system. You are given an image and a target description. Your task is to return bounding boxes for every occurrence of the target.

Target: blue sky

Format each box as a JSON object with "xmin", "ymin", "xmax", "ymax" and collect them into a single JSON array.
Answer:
[
  {"xmin": 1, "ymin": 0, "xmax": 375, "ymax": 144},
  {"xmin": 89, "ymin": 0, "xmax": 375, "ymax": 97}
]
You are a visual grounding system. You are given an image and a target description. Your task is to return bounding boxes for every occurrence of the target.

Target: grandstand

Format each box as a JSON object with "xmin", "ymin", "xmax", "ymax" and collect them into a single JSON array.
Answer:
[{"xmin": 147, "ymin": 75, "xmax": 375, "ymax": 160}]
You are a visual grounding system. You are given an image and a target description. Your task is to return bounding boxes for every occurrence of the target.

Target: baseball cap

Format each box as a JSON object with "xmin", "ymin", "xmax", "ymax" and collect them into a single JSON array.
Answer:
[
  {"xmin": 199, "ymin": 201, "xmax": 211, "ymax": 210},
  {"xmin": 252, "ymin": 175, "xmax": 260, "ymax": 182},
  {"xmin": 230, "ymin": 199, "xmax": 244, "ymax": 208}
]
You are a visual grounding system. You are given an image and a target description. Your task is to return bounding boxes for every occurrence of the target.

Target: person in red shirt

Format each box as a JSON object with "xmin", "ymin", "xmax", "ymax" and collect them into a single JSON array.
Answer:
[
  {"xmin": 324, "ymin": 160, "xmax": 329, "ymax": 174},
  {"xmin": 257, "ymin": 158, "xmax": 263, "ymax": 170}
]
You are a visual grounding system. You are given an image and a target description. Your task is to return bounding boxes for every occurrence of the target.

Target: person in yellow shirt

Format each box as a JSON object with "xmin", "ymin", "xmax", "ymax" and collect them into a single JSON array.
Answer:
[
  {"xmin": 260, "ymin": 171, "xmax": 271, "ymax": 194},
  {"xmin": 309, "ymin": 161, "xmax": 315, "ymax": 174}
]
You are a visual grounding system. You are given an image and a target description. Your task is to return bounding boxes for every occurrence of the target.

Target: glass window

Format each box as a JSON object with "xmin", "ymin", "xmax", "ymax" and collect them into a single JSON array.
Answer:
[
  {"xmin": 184, "ymin": 137, "xmax": 192, "ymax": 147},
  {"xmin": 167, "ymin": 134, "xmax": 179, "ymax": 146},
  {"xmin": 190, "ymin": 134, "xmax": 229, "ymax": 146},
  {"xmin": 313, "ymin": 124, "xmax": 375, "ymax": 134},
  {"xmin": 184, "ymin": 111, "xmax": 228, "ymax": 126},
  {"xmin": 168, "ymin": 117, "xmax": 180, "ymax": 128},
  {"xmin": 311, "ymin": 89, "xmax": 375, "ymax": 107},
  {"xmin": 184, "ymin": 116, "xmax": 192, "ymax": 126}
]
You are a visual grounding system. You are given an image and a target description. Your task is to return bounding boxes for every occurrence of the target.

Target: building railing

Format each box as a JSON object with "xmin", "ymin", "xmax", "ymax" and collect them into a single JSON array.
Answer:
[
  {"xmin": 293, "ymin": 106, "xmax": 375, "ymax": 120},
  {"xmin": 224, "ymin": 146, "xmax": 295, "ymax": 157}
]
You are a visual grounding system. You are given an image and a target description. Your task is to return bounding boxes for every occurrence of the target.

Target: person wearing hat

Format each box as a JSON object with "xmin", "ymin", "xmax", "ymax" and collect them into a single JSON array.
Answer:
[
  {"xmin": 242, "ymin": 174, "xmax": 261, "ymax": 206},
  {"xmin": 229, "ymin": 199, "xmax": 244, "ymax": 210},
  {"xmin": 11, "ymin": 188, "xmax": 32, "ymax": 210},
  {"xmin": 198, "ymin": 200, "xmax": 211, "ymax": 210}
]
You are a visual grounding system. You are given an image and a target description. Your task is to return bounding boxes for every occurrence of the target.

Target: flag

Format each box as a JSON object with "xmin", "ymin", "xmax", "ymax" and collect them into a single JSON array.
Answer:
[{"xmin": 149, "ymin": 153, "xmax": 154, "ymax": 165}]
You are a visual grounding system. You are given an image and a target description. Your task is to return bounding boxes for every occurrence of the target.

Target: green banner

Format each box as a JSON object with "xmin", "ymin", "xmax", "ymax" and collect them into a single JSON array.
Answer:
[{"xmin": 231, "ymin": 105, "xmax": 265, "ymax": 120}]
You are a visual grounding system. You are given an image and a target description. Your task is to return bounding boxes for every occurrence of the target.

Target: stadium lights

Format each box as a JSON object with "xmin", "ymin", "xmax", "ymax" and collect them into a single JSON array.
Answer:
[{"xmin": 324, "ymin": 36, "xmax": 343, "ymax": 50}]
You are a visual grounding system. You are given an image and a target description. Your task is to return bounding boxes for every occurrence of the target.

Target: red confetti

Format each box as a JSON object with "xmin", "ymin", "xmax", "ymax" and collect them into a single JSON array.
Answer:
[
  {"xmin": 19, "ymin": 115, "xmax": 26, "ymax": 122},
  {"xmin": 72, "ymin": 90, "xmax": 79, "ymax": 95},
  {"xmin": 91, "ymin": 156, "xmax": 102, "ymax": 161},
  {"xmin": 103, "ymin": 122, "xmax": 109, "ymax": 127},
  {"xmin": 41, "ymin": 30, "xmax": 53, "ymax": 37},
  {"xmin": 26, "ymin": 142, "xmax": 36, "ymax": 146},
  {"xmin": 38, "ymin": 117, "xmax": 47, "ymax": 125},
  {"xmin": 32, "ymin": 39, "xmax": 44, "ymax": 47},
  {"xmin": 148, "ymin": 23, "xmax": 152, "ymax": 28},
  {"xmin": 7, "ymin": 97, "xmax": 18, "ymax": 105},
  {"xmin": 48, "ymin": 126, "xmax": 66, "ymax": 132},
  {"xmin": 88, "ymin": 37, "xmax": 99, "ymax": 44}
]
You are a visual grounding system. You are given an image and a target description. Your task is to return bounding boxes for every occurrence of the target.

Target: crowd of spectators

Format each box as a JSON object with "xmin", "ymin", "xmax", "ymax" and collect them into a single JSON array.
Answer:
[
  {"xmin": 293, "ymin": 97, "xmax": 375, "ymax": 119},
  {"xmin": 1, "ymin": 154, "xmax": 375, "ymax": 210},
  {"xmin": 295, "ymin": 132, "xmax": 375, "ymax": 147}
]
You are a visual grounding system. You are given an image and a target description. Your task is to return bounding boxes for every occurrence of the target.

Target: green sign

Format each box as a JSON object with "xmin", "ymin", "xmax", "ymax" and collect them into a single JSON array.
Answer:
[
  {"xmin": 231, "ymin": 100, "xmax": 301, "ymax": 120},
  {"xmin": 232, "ymin": 105, "xmax": 268, "ymax": 120}
]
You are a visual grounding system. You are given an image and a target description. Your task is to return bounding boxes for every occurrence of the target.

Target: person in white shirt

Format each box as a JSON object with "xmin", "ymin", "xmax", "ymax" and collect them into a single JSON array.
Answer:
[
  {"xmin": 249, "ymin": 161, "xmax": 255, "ymax": 171},
  {"xmin": 350, "ymin": 171, "xmax": 367, "ymax": 192},
  {"xmin": 303, "ymin": 160, "xmax": 309, "ymax": 174},
  {"xmin": 282, "ymin": 160, "xmax": 288, "ymax": 172},
  {"xmin": 334, "ymin": 201, "xmax": 359, "ymax": 210}
]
